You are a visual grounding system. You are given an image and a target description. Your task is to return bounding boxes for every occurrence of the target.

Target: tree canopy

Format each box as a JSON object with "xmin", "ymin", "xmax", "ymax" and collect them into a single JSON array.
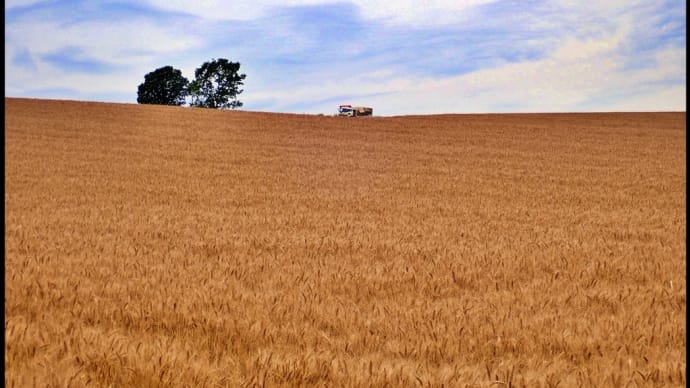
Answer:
[
  {"xmin": 188, "ymin": 58, "xmax": 246, "ymax": 109},
  {"xmin": 136, "ymin": 66, "xmax": 189, "ymax": 106}
]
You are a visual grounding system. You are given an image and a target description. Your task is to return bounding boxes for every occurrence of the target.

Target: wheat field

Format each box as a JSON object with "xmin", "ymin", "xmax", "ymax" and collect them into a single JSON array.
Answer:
[{"xmin": 5, "ymin": 97, "xmax": 686, "ymax": 387}]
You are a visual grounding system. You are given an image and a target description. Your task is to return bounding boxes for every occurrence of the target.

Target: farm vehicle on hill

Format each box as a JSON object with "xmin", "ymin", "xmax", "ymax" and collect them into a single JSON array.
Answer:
[{"xmin": 338, "ymin": 105, "xmax": 373, "ymax": 117}]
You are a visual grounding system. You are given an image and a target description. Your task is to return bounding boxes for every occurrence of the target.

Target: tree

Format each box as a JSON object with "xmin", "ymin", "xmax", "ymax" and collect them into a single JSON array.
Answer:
[
  {"xmin": 189, "ymin": 58, "xmax": 246, "ymax": 109},
  {"xmin": 137, "ymin": 66, "xmax": 189, "ymax": 106}
]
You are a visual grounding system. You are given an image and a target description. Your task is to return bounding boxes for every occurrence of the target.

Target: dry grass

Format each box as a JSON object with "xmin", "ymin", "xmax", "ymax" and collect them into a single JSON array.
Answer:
[{"xmin": 5, "ymin": 97, "xmax": 686, "ymax": 387}]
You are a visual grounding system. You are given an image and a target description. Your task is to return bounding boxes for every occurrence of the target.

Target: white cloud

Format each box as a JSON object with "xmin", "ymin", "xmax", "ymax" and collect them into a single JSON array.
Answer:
[
  {"xmin": 139, "ymin": 0, "xmax": 275, "ymax": 21},
  {"xmin": 605, "ymin": 85, "xmax": 685, "ymax": 112},
  {"xmin": 552, "ymin": 21, "xmax": 630, "ymax": 61},
  {"xmin": 5, "ymin": 0, "xmax": 685, "ymax": 114},
  {"xmin": 554, "ymin": 0, "xmax": 650, "ymax": 14},
  {"xmin": 6, "ymin": 19, "xmax": 199, "ymax": 65},
  {"xmin": 5, "ymin": 16, "xmax": 204, "ymax": 102},
  {"xmin": 140, "ymin": 0, "xmax": 496, "ymax": 25},
  {"xmin": 7, "ymin": 57, "xmax": 127, "ymax": 102},
  {"xmin": 5, "ymin": 0, "xmax": 52, "ymax": 9},
  {"xmin": 349, "ymin": 0, "xmax": 496, "ymax": 25},
  {"xmin": 243, "ymin": 14, "xmax": 685, "ymax": 115},
  {"xmin": 6, "ymin": 66, "xmax": 143, "ymax": 97}
]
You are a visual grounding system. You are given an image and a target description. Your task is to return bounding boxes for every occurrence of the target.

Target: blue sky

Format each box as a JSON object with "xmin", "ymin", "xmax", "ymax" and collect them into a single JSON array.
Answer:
[{"xmin": 5, "ymin": 0, "xmax": 686, "ymax": 115}]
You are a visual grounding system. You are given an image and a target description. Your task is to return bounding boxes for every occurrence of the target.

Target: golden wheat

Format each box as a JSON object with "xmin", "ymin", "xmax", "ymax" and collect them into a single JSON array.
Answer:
[{"xmin": 5, "ymin": 98, "xmax": 686, "ymax": 387}]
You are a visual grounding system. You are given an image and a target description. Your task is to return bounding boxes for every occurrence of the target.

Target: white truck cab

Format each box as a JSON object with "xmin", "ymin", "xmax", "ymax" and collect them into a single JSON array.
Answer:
[{"xmin": 338, "ymin": 105, "xmax": 355, "ymax": 116}]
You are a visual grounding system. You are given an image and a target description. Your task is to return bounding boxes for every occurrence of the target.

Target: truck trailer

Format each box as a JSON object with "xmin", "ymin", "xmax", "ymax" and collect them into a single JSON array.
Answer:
[{"xmin": 338, "ymin": 105, "xmax": 373, "ymax": 117}]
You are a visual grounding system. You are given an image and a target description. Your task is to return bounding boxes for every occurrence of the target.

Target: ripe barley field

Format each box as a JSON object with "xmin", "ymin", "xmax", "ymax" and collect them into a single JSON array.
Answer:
[{"xmin": 4, "ymin": 98, "xmax": 686, "ymax": 387}]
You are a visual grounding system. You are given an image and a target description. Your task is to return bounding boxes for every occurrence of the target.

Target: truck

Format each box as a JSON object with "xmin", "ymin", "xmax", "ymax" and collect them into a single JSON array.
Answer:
[{"xmin": 338, "ymin": 105, "xmax": 373, "ymax": 117}]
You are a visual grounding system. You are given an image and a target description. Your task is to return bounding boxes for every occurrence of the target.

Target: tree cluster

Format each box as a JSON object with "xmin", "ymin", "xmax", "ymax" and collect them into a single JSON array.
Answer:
[{"xmin": 137, "ymin": 59, "xmax": 246, "ymax": 109}]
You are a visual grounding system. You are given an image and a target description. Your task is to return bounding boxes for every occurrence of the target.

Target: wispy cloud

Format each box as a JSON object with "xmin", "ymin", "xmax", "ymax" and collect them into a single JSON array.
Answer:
[
  {"xmin": 5, "ymin": 0, "xmax": 52, "ymax": 9},
  {"xmin": 137, "ymin": 0, "xmax": 498, "ymax": 25},
  {"xmin": 5, "ymin": 0, "xmax": 685, "ymax": 114}
]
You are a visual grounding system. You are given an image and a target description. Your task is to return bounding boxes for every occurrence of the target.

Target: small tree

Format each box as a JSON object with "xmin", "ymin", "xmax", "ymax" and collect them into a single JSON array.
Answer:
[
  {"xmin": 137, "ymin": 66, "xmax": 189, "ymax": 106},
  {"xmin": 189, "ymin": 58, "xmax": 246, "ymax": 109}
]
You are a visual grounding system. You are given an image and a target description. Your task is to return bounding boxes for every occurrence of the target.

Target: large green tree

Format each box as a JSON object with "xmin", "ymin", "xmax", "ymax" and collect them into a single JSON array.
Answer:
[
  {"xmin": 137, "ymin": 66, "xmax": 189, "ymax": 106},
  {"xmin": 189, "ymin": 58, "xmax": 246, "ymax": 109}
]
